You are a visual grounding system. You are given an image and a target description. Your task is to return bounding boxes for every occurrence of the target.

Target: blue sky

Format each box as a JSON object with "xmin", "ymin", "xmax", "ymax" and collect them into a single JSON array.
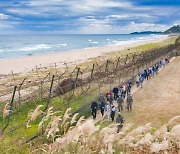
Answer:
[{"xmin": 0, "ymin": 0, "xmax": 179, "ymax": 34}]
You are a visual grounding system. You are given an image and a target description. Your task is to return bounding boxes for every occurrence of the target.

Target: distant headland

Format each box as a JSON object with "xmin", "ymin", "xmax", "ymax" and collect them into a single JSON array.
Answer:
[
  {"xmin": 130, "ymin": 31, "xmax": 162, "ymax": 34},
  {"xmin": 131, "ymin": 25, "xmax": 180, "ymax": 35}
]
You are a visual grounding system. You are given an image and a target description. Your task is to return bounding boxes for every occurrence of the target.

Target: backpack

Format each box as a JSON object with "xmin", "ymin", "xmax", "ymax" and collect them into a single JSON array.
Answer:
[{"xmin": 111, "ymin": 106, "xmax": 116, "ymax": 112}]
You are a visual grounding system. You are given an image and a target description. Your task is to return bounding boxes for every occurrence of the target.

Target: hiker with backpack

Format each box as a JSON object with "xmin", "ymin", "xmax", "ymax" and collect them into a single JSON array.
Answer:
[
  {"xmin": 117, "ymin": 96, "xmax": 124, "ymax": 112},
  {"xmin": 127, "ymin": 93, "xmax": 133, "ymax": 111},
  {"xmin": 116, "ymin": 112, "xmax": 125, "ymax": 133},
  {"xmin": 113, "ymin": 86, "xmax": 119, "ymax": 100},
  {"xmin": 91, "ymin": 101, "xmax": 98, "ymax": 119},
  {"xmin": 111, "ymin": 105, "xmax": 116, "ymax": 122}
]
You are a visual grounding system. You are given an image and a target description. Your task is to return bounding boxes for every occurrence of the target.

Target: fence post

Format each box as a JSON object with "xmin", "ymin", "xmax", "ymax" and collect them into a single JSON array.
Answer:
[
  {"xmin": 11, "ymin": 70, "xmax": 16, "ymax": 85},
  {"xmin": 54, "ymin": 63, "xmax": 57, "ymax": 75},
  {"xmin": 105, "ymin": 60, "xmax": 109, "ymax": 73},
  {"xmin": 84, "ymin": 91, "xmax": 87, "ymax": 113},
  {"xmin": 133, "ymin": 68, "xmax": 135, "ymax": 77},
  {"xmin": 110, "ymin": 80, "xmax": 112, "ymax": 91},
  {"xmin": 118, "ymin": 74, "xmax": 121, "ymax": 85},
  {"xmin": 44, "ymin": 75, "xmax": 55, "ymax": 111},
  {"xmin": 18, "ymin": 78, "xmax": 26, "ymax": 108},
  {"xmin": 115, "ymin": 57, "xmax": 120, "ymax": 71},
  {"xmin": 90, "ymin": 64, "xmax": 95, "ymax": 80},
  {"xmin": 98, "ymin": 84, "xmax": 101, "ymax": 96},
  {"xmin": 2, "ymin": 86, "xmax": 17, "ymax": 134},
  {"xmin": 40, "ymin": 72, "xmax": 50, "ymax": 100}
]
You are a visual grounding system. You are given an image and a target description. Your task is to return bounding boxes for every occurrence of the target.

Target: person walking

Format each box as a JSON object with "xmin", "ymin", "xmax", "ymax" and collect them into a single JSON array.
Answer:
[
  {"xmin": 155, "ymin": 64, "xmax": 159, "ymax": 75},
  {"xmin": 99, "ymin": 94, "xmax": 106, "ymax": 117},
  {"xmin": 135, "ymin": 74, "xmax": 140, "ymax": 87},
  {"xmin": 108, "ymin": 94, "xmax": 113, "ymax": 105},
  {"xmin": 106, "ymin": 102, "xmax": 111, "ymax": 121},
  {"xmin": 116, "ymin": 112, "xmax": 125, "ymax": 133},
  {"xmin": 99, "ymin": 93, "xmax": 105, "ymax": 103},
  {"xmin": 127, "ymin": 81, "xmax": 132, "ymax": 93},
  {"xmin": 111, "ymin": 105, "xmax": 116, "ymax": 121},
  {"xmin": 117, "ymin": 96, "xmax": 124, "ymax": 112},
  {"xmin": 113, "ymin": 86, "xmax": 119, "ymax": 100},
  {"xmin": 100, "ymin": 101, "xmax": 106, "ymax": 117},
  {"xmin": 106, "ymin": 91, "xmax": 112, "ymax": 99},
  {"xmin": 106, "ymin": 91, "xmax": 113, "ymax": 104},
  {"xmin": 127, "ymin": 93, "xmax": 133, "ymax": 111},
  {"xmin": 91, "ymin": 101, "xmax": 98, "ymax": 119},
  {"xmin": 139, "ymin": 74, "xmax": 144, "ymax": 88}
]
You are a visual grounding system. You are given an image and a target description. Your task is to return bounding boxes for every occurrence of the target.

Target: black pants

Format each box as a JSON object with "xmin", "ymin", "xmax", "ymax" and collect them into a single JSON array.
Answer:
[
  {"xmin": 100, "ymin": 107, "xmax": 105, "ymax": 117},
  {"xmin": 127, "ymin": 88, "xmax": 131, "ymax": 93},
  {"xmin": 117, "ymin": 124, "xmax": 123, "ymax": 133},
  {"xmin": 92, "ymin": 109, "xmax": 97, "ymax": 119},
  {"xmin": 111, "ymin": 111, "xmax": 115, "ymax": 121},
  {"xmin": 147, "ymin": 75, "xmax": 149, "ymax": 80}
]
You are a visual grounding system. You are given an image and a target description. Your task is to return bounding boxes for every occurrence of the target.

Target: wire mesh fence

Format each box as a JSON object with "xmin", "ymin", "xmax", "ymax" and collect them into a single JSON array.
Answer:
[
  {"xmin": 0, "ymin": 37, "xmax": 179, "ymax": 138},
  {"xmin": 0, "ymin": 40, "xmax": 179, "ymax": 114}
]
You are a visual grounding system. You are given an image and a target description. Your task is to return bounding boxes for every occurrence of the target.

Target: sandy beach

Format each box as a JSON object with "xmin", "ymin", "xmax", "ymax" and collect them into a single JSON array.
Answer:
[{"xmin": 0, "ymin": 35, "xmax": 168, "ymax": 75}]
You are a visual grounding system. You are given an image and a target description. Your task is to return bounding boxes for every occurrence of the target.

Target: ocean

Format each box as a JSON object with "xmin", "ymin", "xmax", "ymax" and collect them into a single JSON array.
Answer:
[{"xmin": 0, "ymin": 34, "xmax": 163, "ymax": 60}]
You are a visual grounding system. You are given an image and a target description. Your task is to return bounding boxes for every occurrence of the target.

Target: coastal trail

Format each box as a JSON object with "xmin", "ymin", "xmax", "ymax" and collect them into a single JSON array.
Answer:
[{"xmin": 91, "ymin": 56, "xmax": 180, "ymax": 128}]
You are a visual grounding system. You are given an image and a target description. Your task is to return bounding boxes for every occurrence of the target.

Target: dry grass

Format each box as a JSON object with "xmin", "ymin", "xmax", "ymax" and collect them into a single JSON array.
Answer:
[
  {"xmin": 26, "ymin": 104, "xmax": 44, "ymax": 128},
  {"xmin": 3, "ymin": 102, "xmax": 10, "ymax": 119}
]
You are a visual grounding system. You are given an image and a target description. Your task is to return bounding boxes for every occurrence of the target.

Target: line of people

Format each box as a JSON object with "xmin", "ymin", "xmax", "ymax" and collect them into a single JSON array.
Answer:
[
  {"xmin": 91, "ymin": 81, "xmax": 133, "ymax": 133},
  {"xmin": 91, "ymin": 57, "xmax": 169, "ymax": 133},
  {"xmin": 91, "ymin": 91, "xmax": 133, "ymax": 120},
  {"xmin": 135, "ymin": 57, "xmax": 169, "ymax": 88}
]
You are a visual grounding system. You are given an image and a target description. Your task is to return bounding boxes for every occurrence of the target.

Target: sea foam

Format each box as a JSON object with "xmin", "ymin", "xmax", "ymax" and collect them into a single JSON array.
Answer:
[{"xmin": 19, "ymin": 44, "xmax": 52, "ymax": 52}]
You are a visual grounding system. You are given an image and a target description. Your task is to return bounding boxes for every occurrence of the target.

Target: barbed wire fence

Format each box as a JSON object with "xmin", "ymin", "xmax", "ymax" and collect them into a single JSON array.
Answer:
[{"xmin": 0, "ymin": 37, "xmax": 180, "ymax": 135}]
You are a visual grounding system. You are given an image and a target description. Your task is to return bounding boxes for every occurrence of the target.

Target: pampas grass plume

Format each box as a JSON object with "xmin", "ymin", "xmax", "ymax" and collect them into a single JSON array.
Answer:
[{"xmin": 3, "ymin": 103, "xmax": 10, "ymax": 119}]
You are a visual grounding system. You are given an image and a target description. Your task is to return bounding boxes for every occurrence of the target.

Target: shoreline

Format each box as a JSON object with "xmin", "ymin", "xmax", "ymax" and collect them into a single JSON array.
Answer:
[{"xmin": 0, "ymin": 35, "xmax": 169, "ymax": 75}]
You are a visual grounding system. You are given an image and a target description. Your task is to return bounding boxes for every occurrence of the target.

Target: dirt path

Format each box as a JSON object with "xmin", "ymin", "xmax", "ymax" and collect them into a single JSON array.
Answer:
[
  {"xmin": 127, "ymin": 56, "xmax": 180, "ymax": 127},
  {"xmin": 92, "ymin": 56, "xmax": 180, "ymax": 128}
]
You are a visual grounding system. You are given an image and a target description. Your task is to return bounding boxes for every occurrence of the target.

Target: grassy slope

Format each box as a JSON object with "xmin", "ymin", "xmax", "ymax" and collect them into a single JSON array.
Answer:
[{"xmin": 0, "ymin": 37, "xmax": 178, "ymax": 153}]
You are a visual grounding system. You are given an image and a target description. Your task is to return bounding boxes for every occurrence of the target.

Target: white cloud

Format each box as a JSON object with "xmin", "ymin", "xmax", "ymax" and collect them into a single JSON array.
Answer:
[
  {"xmin": 28, "ymin": 0, "xmax": 64, "ymax": 6},
  {"xmin": 106, "ymin": 14, "xmax": 153, "ymax": 20},
  {"xmin": 1, "ymin": 0, "xmax": 179, "ymax": 34},
  {"xmin": 121, "ymin": 22, "xmax": 169, "ymax": 33},
  {"xmin": 6, "ymin": 0, "xmax": 133, "ymax": 17},
  {"xmin": 0, "ymin": 13, "xmax": 9, "ymax": 20},
  {"xmin": 70, "ymin": 21, "xmax": 169, "ymax": 34}
]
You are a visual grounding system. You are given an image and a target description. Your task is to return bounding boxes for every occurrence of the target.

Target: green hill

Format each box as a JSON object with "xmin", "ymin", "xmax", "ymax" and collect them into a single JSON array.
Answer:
[{"xmin": 164, "ymin": 25, "xmax": 180, "ymax": 34}]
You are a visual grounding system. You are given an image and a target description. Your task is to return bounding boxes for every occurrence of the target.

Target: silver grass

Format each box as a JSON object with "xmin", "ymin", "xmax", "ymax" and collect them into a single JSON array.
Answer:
[
  {"xmin": 38, "ymin": 107, "xmax": 60, "ymax": 131},
  {"xmin": 3, "ymin": 103, "xmax": 10, "ymax": 119},
  {"xmin": 46, "ymin": 116, "xmax": 62, "ymax": 141},
  {"xmin": 61, "ymin": 108, "xmax": 71, "ymax": 126},
  {"xmin": 70, "ymin": 113, "xmax": 79, "ymax": 125},
  {"xmin": 27, "ymin": 105, "xmax": 44, "ymax": 128}
]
